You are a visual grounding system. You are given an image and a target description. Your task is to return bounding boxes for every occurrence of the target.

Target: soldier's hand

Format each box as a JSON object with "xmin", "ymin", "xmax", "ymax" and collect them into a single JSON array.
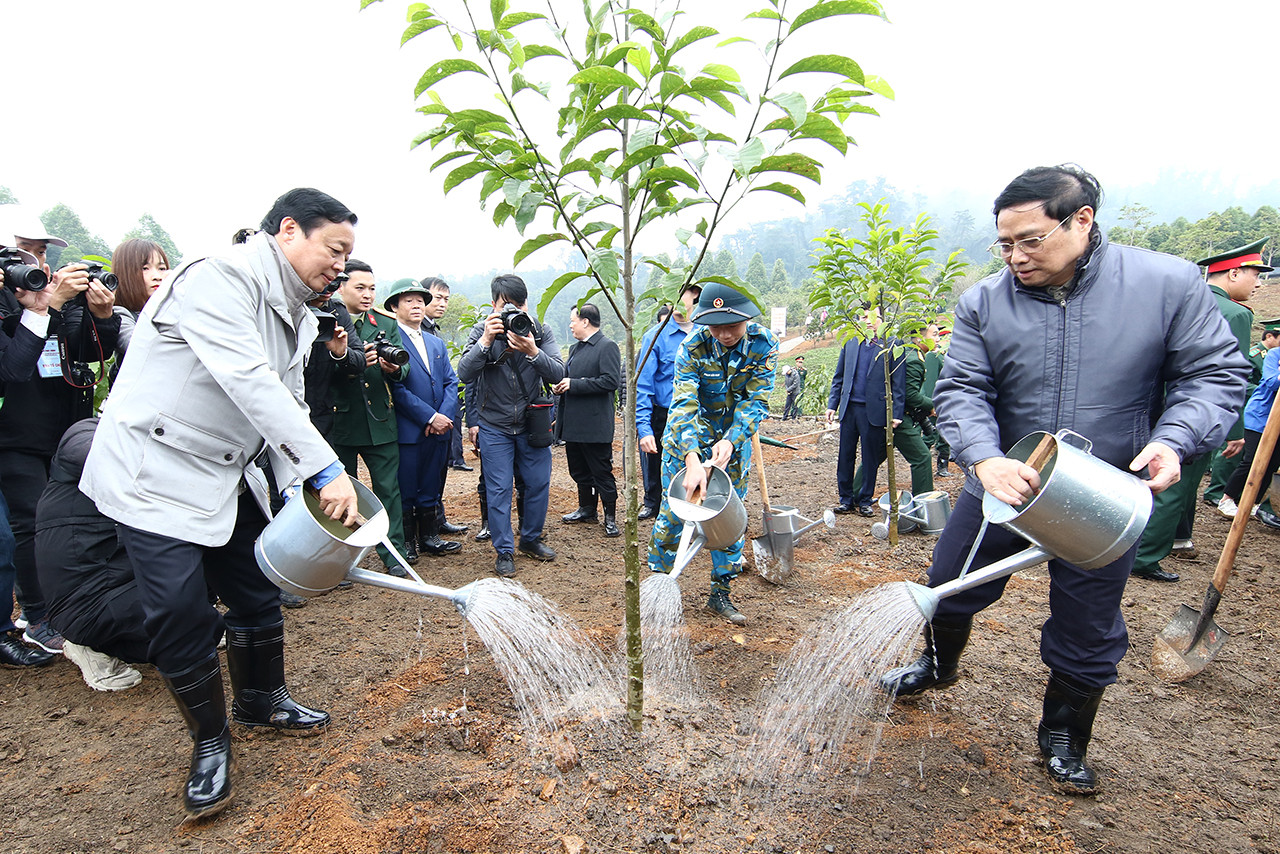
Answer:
[
  {"xmin": 682, "ymin": 452, "xmax": 708, "ymax": 503},
  {"xmin": 363, "ymin": 341, "xmax": 378, "ymax": 367},
  {"xmin": 1130, "ymin": 441, "xmax": 1180, "ymax": 494},
  {"xmin": 707, "ymin": 438, "xmax": 733, "ymax": 470},
  {"xmin": 639, "ymin": 435, "xmax": 658, "ymax": 455},
  {"xmin": 974, "ymin": 457, "xmax": 1041, "ymax": 506}
]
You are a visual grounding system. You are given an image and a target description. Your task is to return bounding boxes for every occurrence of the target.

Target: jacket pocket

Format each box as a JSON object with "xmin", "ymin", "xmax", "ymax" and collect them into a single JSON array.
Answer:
[{"xmin": 134, "ymin": 414, "xmax": 243, "ymax": 515}]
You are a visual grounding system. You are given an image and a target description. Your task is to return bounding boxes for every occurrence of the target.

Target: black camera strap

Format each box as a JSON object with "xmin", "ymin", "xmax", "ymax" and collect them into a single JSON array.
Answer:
[{"xmin": 57, "ymin": 308, "xmax": 107, "ymax": 391}]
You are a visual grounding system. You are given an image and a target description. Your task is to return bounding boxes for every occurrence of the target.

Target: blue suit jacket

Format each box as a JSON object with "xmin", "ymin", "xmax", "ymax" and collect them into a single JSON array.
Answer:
[
  {"xmin": 827, "ymin": 337, "xmax": 906, "ymax": 426},
  {"xmin": 391, "ymin": 328, "xmax": 459, "ymax": 444}
]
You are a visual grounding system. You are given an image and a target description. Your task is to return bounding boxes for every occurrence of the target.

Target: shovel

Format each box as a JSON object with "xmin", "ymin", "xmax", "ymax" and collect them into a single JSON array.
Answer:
[{"xmin": 1152, "ymin": 392, "xmax": 1280, "ymax": 683}]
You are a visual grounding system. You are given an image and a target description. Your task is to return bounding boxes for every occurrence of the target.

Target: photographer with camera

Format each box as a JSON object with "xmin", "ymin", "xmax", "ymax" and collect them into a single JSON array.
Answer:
[
  {"xmin": 331, "ymin": 260, "xmax": 413, "ymax": 573},
  {"xmin": 457, "ymin": 275, "xmax": 564, "ymax": 578},
  {"xmin": 303, "ymin": 272, "xmax": 363, "ymax": 438},
  {"xmin": 0, "ymin": 205, "xmax": 119, "ymax": 656}
]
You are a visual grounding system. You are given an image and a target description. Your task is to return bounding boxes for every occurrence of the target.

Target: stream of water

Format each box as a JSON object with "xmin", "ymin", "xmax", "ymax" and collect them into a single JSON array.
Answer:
[
  {"xmin": 633, "ymin": 572, "xmax": 701, "ymax": 705},
  {"xmin": 460, "ymin": 578, "xmax": 621, "ymax": 737},
  {"xmin": 744, "ymin": 582, "xmax": 928, "ymax": 784}
]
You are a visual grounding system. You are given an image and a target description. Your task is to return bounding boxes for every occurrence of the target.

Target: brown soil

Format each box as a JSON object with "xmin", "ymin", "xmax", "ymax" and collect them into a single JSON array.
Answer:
[{"xmin": 4, "ymin": 420, "xmax": 1279, "ymax": 854}]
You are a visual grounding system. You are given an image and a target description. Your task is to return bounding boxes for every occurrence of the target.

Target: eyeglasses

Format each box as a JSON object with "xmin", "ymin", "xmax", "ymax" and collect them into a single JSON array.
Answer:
[{"xmin": 987, "ymin": 210, "xmax": 1079, "ymax": 259}]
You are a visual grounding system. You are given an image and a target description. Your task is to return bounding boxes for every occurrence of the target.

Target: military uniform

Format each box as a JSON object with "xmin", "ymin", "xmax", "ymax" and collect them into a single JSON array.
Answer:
[
  {"xmin": 647, "ymin": 283, "xmax": 778, "ymax": 622},
  {"xmin": 1132, "ymin": 238, "xmax": 1270, "ymax": 580},
  {"xmin": 922, "ymin": 344, "xmax": 952, "ymax": 473},
  {"xmin": 851, "ymin": 348, "xmax": 933, "ymax": 497},
  {"xmin": 331, "ymin": 311, "xmax": 410, "ymax": 570}
]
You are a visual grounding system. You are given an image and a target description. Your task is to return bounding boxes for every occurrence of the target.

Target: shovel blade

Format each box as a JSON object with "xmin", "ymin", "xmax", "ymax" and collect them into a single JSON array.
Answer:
[
  {"xmin": 1151, "ymin": 604, "xmax": 1231, "ymax": 683},
  {"xmin": 753, "ymin": 534, "xmax": 792, "ymax": 584}
]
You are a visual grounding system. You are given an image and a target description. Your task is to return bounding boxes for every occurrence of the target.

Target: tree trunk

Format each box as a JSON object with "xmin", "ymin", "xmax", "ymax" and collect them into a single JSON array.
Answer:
[{"xmin": 882, "ymin": 346, "xmax": 898, "ymax": 548}]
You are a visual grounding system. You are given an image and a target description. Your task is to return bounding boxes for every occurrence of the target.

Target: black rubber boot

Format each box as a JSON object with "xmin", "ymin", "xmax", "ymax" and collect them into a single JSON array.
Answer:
[
  {"xmin": 402, "ymin": 512, "xmax": 419, "ymax": 564},
  {"xmin": 418, "ymin": 507, "xmax": 462, "ymax": 556},
  {"xmin": 936, "ymin": 450, "xmax": 952, "ymax": 478},
  {"xmin": 226, "ymin": 622, "xmax": 330, "ymax": 734},
  {"xmin": 1038, "ymin": 671, "xmax": 1105, "ymax": 794},
  {"xmin": 437, "ymin": 505, "xmax": 469, "ymax": 535},
  {"xmin": 882, "ymin": 617, "xmax": 972, "ymax": 697},
  {"xmin": 164, "ymin": 655, "xmax": 234, "ymax": 818}
]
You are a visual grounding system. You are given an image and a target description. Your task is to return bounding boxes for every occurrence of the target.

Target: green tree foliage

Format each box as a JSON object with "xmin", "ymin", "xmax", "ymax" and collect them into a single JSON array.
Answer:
[
  {"xmin": 809, "ymin": 201, "xmax": 966, "ymax": 544},
  {"xmin": 40, "ymin": 203, "xmax": 111, "ymax": 267},
  {"xmin": 0, "ymin": 186, "xmax": 18, "ymax": 205},
  {"xmin": 1108, "ymin": 204, "xmax": 1277, "ymax": 264},
  {"xmin": 124, "ymin": 213, "xmax": 184, "ymax": 265},
  {"xmin": 745, "ymin": 251, "xmax": 768, "ymax": 290},
  {"xmin": 371, "ymin": 0, "xmax": 891, "ymax": 729},
  {"xmin": 768, "ymin": 257, "xmax": 790, "ymax": 290}
]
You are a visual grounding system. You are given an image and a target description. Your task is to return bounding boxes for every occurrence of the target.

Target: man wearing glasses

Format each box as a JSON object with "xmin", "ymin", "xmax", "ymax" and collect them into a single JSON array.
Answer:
[{"xmin": 882, "ymin": 165, "xmax": 1248, "ymax": 795}]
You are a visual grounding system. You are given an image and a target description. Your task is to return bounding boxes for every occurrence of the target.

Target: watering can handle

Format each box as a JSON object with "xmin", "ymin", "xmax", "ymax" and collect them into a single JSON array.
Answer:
[
  {"xmin": 1054, "ymin": 429, "xmax": 1092, "ymax": 454},
  {"xmin": 304, "ymin": 484, "xmax": 369, "ymax": 529}
]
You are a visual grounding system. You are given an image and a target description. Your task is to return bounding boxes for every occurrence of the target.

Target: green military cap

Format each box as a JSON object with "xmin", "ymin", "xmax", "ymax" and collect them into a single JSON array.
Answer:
[
  {"xmin": 691, "ymin": 281, "xmax": 759, "ymax": 325},
  {"xmin": 1197, "ymin": 237, "xmax": 1273, "ymax": 274},
  {"xmin": 1259, "ymin": 317, "xmax": 1280, "ymax": 335},
  {"xmin": 381, "ymin": 277, "xmax": 433, "ymax": 312}
]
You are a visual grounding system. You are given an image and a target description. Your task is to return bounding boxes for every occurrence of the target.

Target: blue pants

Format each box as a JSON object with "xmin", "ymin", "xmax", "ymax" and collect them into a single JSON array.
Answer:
[
  {"xmin": 647, "ymin": 445, "xmax": 751, "ymax": 586},
  {"xmin": 477, "ymin": 423, "xmax": 551, "ymax": 555},
  {"xmin": 836, "ymin": 404, "xmax": 883, "ymax": 506},
  {"xmin": 398, "ymin": 436, "xmax": 449, "ymax": 514},
  {"xmin": 928, "ymin": 490, "xmax": 1133, "ymax": 688},
  {"xmin": 120, "ymin": 492, "xmax": 282, "ymax": 677}
]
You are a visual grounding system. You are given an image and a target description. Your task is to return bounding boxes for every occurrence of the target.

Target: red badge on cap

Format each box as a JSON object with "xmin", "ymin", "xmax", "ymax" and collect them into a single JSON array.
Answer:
[{"xmin": 713, "ymin": 297, "xmax": 724, "ymax": 308}]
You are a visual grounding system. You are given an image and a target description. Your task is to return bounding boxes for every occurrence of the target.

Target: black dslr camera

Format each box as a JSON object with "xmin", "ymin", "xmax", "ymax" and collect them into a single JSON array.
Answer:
[
  {"xmin": 493, "ymin": 305, "xmax": 541, "ymax": 364},
  {"xmin": 371, "ymin": 331, "xmax": 409, "ymax": 366},
  {"xmin": 81, "ymin": 262, "xmax": 119, "ymax": 291},
  {"xmin": 308, "ymin": 272, "xmax": 346, "ymax": 343},
  {"xmin": 0, "ymin": 248, "xmax": 49, "ymax": 291},
  {"xmin": 907, "ymin": 404, "xmax": 936, "ymax": 437}
]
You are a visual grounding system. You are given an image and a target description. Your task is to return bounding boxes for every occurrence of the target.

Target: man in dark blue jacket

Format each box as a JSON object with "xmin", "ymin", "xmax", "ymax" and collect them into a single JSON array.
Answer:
[
  {"xmin": 825, "ymin": 314, "xmax": 906, "ymax": 516},
  {"xmin": 884, "ymin": 165, "xmax": 1248, "ymax": 796}
]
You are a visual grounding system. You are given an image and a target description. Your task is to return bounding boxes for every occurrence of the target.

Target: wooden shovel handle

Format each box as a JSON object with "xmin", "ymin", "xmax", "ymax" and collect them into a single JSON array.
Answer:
[
  {"xmin": 1025, "ymin": 433, "xmax": 1057, "ymax": 473},
  {"xmin": 751, "ymin": 432, "xmax": 773, "ymax": 515},
  {"xmin": 1211, "ymin": 391, "xmax": 1280, "ymax": 596}
]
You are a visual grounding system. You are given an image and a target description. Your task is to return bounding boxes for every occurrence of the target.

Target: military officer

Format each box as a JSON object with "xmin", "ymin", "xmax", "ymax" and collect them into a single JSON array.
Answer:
[
  {"xmin": 647, "ymin": 282, "xmax": 778, "ymax": 624},
  {"xmin": 1129, "ymin": 237, "xmax": 1268, "ymax": 582},
  {"xmin": 331, "ymin": 259, "xmax": 412, "ymax": 574}
]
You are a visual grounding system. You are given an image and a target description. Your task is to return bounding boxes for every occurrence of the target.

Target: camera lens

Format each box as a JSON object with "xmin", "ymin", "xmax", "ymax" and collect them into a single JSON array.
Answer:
[
  {"xmin": 507, "ymin": 311, "xmax": 533, "ymax": 337},
  {"xmin": 6, "ymin": 263, "xmax": 49, "ymax": 291}
]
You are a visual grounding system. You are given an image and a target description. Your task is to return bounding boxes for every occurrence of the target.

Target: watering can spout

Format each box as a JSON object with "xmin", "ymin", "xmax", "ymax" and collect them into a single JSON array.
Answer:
[
  {"xmin": 451, "ymin": 581, "xmax": 479, "ymax": 615},
  {"xmin": 904, "ymin": 582, "xmax": 939, "ymax": 621}
]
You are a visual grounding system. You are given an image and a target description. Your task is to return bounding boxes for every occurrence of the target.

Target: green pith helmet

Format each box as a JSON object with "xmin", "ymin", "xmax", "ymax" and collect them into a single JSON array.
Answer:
[
  {"xmin": 692, "ymin": 282, "xmax": 759, "ymax": 325},
  {"xmin": 381, "ymin": 277, "xmax": 433, "ymax": 312},
  {"xmin": 1197, "ymin": 237, "xmax": 1273, "ymax": 274},
  {"xmin": 1259, "ymin": 317, "xmax": 1280, "ymax": 336}
]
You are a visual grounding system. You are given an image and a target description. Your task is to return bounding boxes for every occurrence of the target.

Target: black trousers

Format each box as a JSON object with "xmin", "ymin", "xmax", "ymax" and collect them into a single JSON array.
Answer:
[
  {"xmin": 120, "ymin": 492, "xmax": 281, "ymax": 677},
  {"xmin": 641, "ymin": 405, "xmax": 669, "ymax": 510},
  {"xmin": 0, "ymin": 449, "xmax": 52, "ymax": 623},
  {"xmin": 1224, "ymin": 428, "xmax": 1280, "ymax": 507},
  {"xmin": 565, "ymin": 441, "xmax": 618, "ymax": 513}
]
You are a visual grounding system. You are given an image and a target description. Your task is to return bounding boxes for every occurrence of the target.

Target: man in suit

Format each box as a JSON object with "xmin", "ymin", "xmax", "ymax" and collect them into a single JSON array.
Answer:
[
  {"xmin": 388, "ymin": 278, "xmax": 462, "ymax": 557},
  {"xmin": 81, "ymin": 188, "xmax": 360, "ymax": 819},
  {"xmin": 419, "ymin": 277, "xmax": 470, "ymax": 538},
  {"xmin": 826, "ymin": 313, "xmax": 906, "ymax": 516},
  {"xmin": 554, "ymin": 303, "xmax": 622, "ymax": 538},
  {"xmin": 331, "ymin": 259, "xmax": 412, "ymax": 570}
]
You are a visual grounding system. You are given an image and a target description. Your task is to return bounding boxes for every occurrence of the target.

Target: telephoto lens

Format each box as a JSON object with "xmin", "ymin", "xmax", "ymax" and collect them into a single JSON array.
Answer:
[
  {"xmin": 82, "ymin": 263, "xmax": 119, "ymax": 291},
  {"xmin": 0, "ymin": 249, "xmax": 49, "ymax": 291},
  {"xmin": 372, "ymin": 332, "xmax": 409, "ymax": 366},
  {"xmin": 501, "ymin": 304, "xmax": 534, "ymax": 337}
]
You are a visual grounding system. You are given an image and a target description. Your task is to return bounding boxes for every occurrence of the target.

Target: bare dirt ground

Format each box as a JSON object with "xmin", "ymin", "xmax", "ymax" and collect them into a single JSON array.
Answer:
[{"xmin": 3, "ymin": 417, "xmax": 1278, "ymax": 854}]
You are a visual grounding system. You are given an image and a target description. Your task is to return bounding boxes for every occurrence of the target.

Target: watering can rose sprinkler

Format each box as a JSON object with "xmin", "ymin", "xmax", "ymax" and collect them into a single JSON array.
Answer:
[
  {"xmin": 902, "ymin": 431, "xmax": 1154, "ymax": 621},
  {"xmin": 255, "ymin": 478, "xmax": 478, "ymax": 612}
]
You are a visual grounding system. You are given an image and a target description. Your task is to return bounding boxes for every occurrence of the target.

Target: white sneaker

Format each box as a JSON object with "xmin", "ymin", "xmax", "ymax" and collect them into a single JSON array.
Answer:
[
  {"xmin": 62, "ymin": 641, "xmax": 143, "ymax": 692},
  {"xmin": 1218, "ymin": 497, "xmax": 1239, "ymax": 518}
]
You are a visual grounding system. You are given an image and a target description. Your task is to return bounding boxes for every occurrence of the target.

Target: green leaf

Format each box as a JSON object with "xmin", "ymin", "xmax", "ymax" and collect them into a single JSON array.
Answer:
[
  {"xmin": 731, "ymin": 137, "xmax": 765, "ymax": 177},
  {"xmin": 567, "ymin": 66, "xmax": 642, "ymax": 89},
  {"xmin": 788, "ymin": 1, "xmax": 885, "ymax": 35},
  {"xmin": 745, "ymin": 9, "xmax": 781, "ymax": 19},
  {"xmin": 750, "ymin": 182, "xmax": 806, "ymax": 204},
  {"xmin": 443, "ymin": 161, "xmax": 492, "ymax": 193},
  {"xmin": 431, "ymin": 150, "xmax": 473, "ymax": 170},
  {"xmin": 863, "ymin": 74, "xmax": 895, "ymax": 100},
  {"xmin": 513, "ymin": 233, "xmax": 568, "ymax": 266},
  {"xmin": 588, "ymin": 247, "xmax": 621, "ymax": 290},
  {"xmin": 360, "ymin": 0, "xmax": 383, "ymax": 8},
  {"xmin": 597, "ymin": 103, "xmax": 653, "ymax": 123},
  {"xmin": 450, "ymin": 108, "xmax": 510, "ymax": 126},
  {"xmin": 794, "ymin": 112, "xmax": 848, "ymax": 154},
  {"xmin": 701, "ymin": 63, "xmax": 740, "ymax": 82},
  {"xmin": 778, "ymin": 54, "xmax": 865, "ymax": 84},
  {"xmin": 524, "ymin": 44, "xmax": 566, "ymax": 60},
  {"xmin": 771, "ymin": 91, "xmax": 807, "ymax": 127},
  {"xmin": 415, "ymin": 59, "xmax": 487, "ymax": 97},
  {"xmin": 627, "ymin": 46, "xmax": 652, "ymax": 79},
  {"xmin": 499, "ymin": 11, "xmax": 546, "ymax": 29},
  {"xmin": 752, "ymin": 153, "xmax": 823, "ymax": 182},
  {"xmin": 622, "ymin": 9, "xmax": 665, "ymax": 41},
  {"xmin": 401, "ymin": 17, "xmax": 443, "ymax": 46},
  {"xmin": 537, "ymin": 270, "xmax": 588, "ymax": 318},
  {"xmin": 490, "ymin": 0, "xmax": 508, "ymax": 26},
  {"xmin": 642, "ymin": 165, "xmax": 699, "ymax": 190},
  {"xmin": 513, "ymin": 191, "xmax": 544, "ymax": 234},
  {"xmin": 670, "ymin": 25, "xmax": 718, "ymax": 56},
  {"xmin": 616, "ymin": 143, "xmax": 674, "ymax": 176}
]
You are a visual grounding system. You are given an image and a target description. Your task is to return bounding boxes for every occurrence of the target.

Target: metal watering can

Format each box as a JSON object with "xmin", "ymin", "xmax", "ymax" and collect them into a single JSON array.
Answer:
[
  {"xmin": 905, "ymin": 430, "xmax": 1153, "ymax": 620},
  {"xmin": 665, "ymin": 465, "xmax": 747, "ymax": 579},
  {"xmin": 871, "ymin": 490, "xmax": 952, "ymax": 540},
  {"xmin": 254, "ymin": 476, "xmax": 477, "ymax": 613}
]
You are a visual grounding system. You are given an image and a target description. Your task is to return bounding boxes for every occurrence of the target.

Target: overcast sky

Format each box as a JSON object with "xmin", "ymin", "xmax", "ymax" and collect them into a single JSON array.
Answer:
[{"xmin": 5, "ymin": 0, "xmax": 1275, "ymax": 279}]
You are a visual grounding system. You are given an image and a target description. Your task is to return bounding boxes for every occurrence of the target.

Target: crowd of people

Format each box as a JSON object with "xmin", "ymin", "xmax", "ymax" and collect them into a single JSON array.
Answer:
[{"xmin": 2, "ymin": 164, "xmax": 1277, "ymax": 817}]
